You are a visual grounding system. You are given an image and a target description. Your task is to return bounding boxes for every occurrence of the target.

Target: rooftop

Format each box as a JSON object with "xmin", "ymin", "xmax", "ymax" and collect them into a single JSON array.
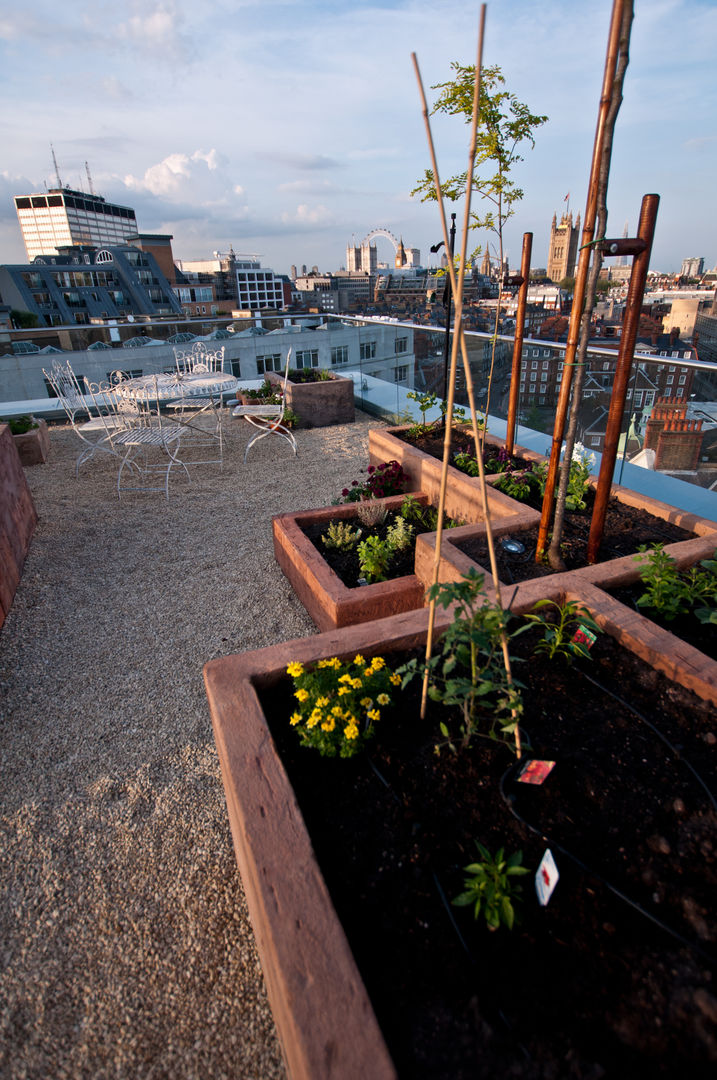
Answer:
[{"xmin": 0, "ymin": 413, "xmax": 386, "ymax": 1078}]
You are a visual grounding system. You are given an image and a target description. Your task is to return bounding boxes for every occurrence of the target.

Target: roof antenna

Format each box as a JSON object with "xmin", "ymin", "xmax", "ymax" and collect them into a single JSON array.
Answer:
[
  {"xmin": 85, "ymin": 161, "xmax": 95, "ymax": 196},
  {"xmin": 50, "ymin": 143, "xmax": 63, "ymax": 189}
]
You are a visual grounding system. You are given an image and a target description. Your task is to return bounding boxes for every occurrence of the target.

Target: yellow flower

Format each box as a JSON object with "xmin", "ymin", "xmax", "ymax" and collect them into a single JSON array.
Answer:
[
  {"xmin": 390, "ymin": 672, "xmax": 401, "ymax": 686},
  {"xmin": 344, "ymin": 722, "xmax": 359, "ymax": 740},
  {"xmin": 338, "ymin": 685, "xmax": 351, "ymax": 696},
  {"xmin": 338, "ymin": 673, "xmax": 353, "ymax": 684},
  {"xmin": 353, "ymin": 654, "xmax": 366, "ymax": 666},
  {"xmin": 316, "ymin": 696, "xmax": 330, "ymax": 708},
  {"xmin": 290, "ymin": 712, "xmax": 302, "ymax": 726},
  {"xmin": 351, "ymin": 677, "xmax": 363, "ymax": 689},
  {"xmin": 329, "ymin": 657, "xmax": 342, "ymax": 669},
  {"xmin": 307, "ymin": 709, "xmax": 322, "ymax": 729},
  {"xmin": 377, "ymin": 693, "xmax": 390, "ymax": 706},
  {"xmin": 321, "ymin": 717, "xmax": 336, "ymax": 732},
  {"xmin": 294, "ymin": 688, "xmax": 309, "ymax": 702},
  {"xmin": 360, "ymin": 697, "xmax": 373, "ymax": 708},
  {"xmin": 369, "ymin": 656, "xmax": 386, "ymax": 671},
  {"xmin": 367, "ymin": 709, "xmax": 380, "ymax": 723},
  {"xmin": 286, "ymin": 661, "xmax": 304, "ymax": 678},
  {"xmin": 331, "ymin": 705, "xmax": 343, "ymax": 717}
]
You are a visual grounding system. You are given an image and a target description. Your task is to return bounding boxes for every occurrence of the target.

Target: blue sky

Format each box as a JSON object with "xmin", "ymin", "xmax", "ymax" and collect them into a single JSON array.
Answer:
[{"xmin": 0, "ymin": 0, "xmax": 714, "ymax": 276}]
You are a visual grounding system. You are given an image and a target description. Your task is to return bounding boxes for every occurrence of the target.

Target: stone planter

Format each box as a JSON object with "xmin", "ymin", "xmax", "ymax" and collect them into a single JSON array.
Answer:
[
  {"xmin": 266, "ymin": 370, "xmax": 354, "ymax": 428},
  {"xmin": 0, "ymin": 424, "xmax": 38, "ymax": 628},
  {"xmin": 272, "ymin": 494, "xmax": 427, "ymax": 631},
  {"xmin": 368, "ymin": 425, "xmax": 541, "ymax": 523},
  {"xmin": 203, "ymin": 588, "xmax": 715, "ymax": 1078},
  {"xmin": 12, "ymin": 418, "xmax": 50, "ymax": 466}
]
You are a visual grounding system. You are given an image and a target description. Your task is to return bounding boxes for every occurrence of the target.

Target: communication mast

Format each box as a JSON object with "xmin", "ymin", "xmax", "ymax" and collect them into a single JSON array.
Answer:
[
  {"xmin": 85, "ymin": 161, "xmax": 95, "ymax": 196},
  {"xmin": 50, "ymin": 144, "xmax": 63, "ymax": 189}
]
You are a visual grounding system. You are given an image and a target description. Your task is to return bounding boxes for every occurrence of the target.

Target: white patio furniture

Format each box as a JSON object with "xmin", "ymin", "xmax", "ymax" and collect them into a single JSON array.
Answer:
[
  {"xmin": 42, "ymin": 360, "xmax": 124, "ymax": 476},
  {"xmin": 168, "ymin": 343, "xmax": 228, "ymax": 469},
  {"xmin": 232, "ymin": 349, "xmax": 298, "ymax": 463},
  {"xmin": 109, "ymin": 374, "xmax": 189, "ymax": 500}
]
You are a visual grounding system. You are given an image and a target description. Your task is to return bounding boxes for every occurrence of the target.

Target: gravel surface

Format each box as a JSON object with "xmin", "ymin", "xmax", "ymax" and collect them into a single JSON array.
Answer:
[{"xmin": 0, "ymin": 411, "xmax": 387, "ymax": 1080}]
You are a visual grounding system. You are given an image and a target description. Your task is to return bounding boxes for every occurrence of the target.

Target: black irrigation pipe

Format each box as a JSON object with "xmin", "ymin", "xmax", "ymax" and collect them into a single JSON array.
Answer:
[
  {"xmin": 578, "ymin": 667, "xmax": 717, "ymax": 811},
  {"xmin": 499, "ymin": 738, "xmax": 717, "ymax": 968}
]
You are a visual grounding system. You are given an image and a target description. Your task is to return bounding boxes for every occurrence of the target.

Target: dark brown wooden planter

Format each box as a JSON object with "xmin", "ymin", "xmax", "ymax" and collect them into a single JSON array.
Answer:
[
  {"xmin": 0, "ymin": 424, "xmax": 38, "ymax": 628},
  {"xmin": 368, "ymin": 426, "xmax": 540, "ymax": 523},
  {"xmin": 266, "ymin": 370, "xmax": 355, "ymax": 428},
  {"xmin": 272, "ymin": 494, "xmax": 427, "ymax": 631},
  {"xmin": 203, "ymin": 584, "xmax": 716, "ymax": 1078},
  {"xmin": 12, "ymin": 418, "xmax": 50, "ymax": 466}
]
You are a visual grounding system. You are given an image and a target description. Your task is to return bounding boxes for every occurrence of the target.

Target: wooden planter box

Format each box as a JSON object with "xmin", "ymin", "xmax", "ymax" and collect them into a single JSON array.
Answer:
[
  {"xmin": 12, "ymin": 418, "xmax": 50, "ymax": 466},
  {"xmin": 272, "ymin": 494, "xmax": 427, "ymax": 631},
  {"xmin": 266, "ymin": 370, "xmax": 355, "ymax": 428},
  {"xmin": 368, "ymin": 426, "xmax": 541, "ymax": 523},
  {"xmin": 203, "ymin": 587, "xmax": 715, "ymax": 1078},
  {"xmin": 0, "ymin": 424, "xmax": 38, "ymax": 628}
]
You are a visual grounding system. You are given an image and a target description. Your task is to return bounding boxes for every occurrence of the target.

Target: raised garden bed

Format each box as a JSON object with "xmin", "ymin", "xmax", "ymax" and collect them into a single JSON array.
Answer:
[
  {"xmin": 0, "ymin": 424, "xmax": 38, "ymax": 628},
  {"xmin": 204, "ymin": 597, "xmax": 717, "ymax": 1080},
  {"xmin": 369, "ymin": 425, "xmax": 541, "ymax": 524},
  {"xmin": 266, "ymin": 368, "xmax": 354, "ymax": 428},
  {"xmin": 9, "ymin": 416, "xmax": 50, "ymax": 466}
]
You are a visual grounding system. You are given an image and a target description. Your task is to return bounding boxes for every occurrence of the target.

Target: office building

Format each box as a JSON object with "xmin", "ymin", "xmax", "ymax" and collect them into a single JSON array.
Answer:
[{"xmin": 14, "ymin": 187, "xmax": 139, "ymax": 261}]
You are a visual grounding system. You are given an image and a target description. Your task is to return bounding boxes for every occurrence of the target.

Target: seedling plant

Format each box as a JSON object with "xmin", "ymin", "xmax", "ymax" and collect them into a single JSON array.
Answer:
[
  {"xmin": 453, "ymin": 842, "xmax": 530, "ymax": 931},
  {"xmin": 523, "ymin": 598, "xmax": 601, "ymax": 662},
  {"xmin": 634, "ymin": 545, "xmax": 717, "ymax": 625}
]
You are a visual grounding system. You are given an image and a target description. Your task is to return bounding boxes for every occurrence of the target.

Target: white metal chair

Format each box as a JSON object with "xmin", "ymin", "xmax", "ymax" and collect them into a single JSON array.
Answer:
[
  {"xmin": 167, "ymin": 343, "xmax": 226, "ymax": 469},
  {"xmin": 232, "ymin": 348, "xmax": 298, "ymax": 463},
  {"xmin": 108, "ymin": 374, "xmax": 190, "ymax": 500},
  {"xmin": 43, "ymin": 360, "xmax": 124, "ymax": 476}
]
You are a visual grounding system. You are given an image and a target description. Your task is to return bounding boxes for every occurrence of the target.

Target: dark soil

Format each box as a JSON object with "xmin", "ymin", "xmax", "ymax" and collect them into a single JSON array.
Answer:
[
  {"xmin": 264, "ymin": 630, "xmax": 717, "ymax": 1078},
  {"xmin": 458, "ymin": 492, "xmax": 694, "ymax": 584},
  {"xmin": 400, "ymin": 425, "xmax": 532, "ymax": 476},
  {"xmin": 607, "ymin": 580, "xmax": 717, "ymax": 663}
]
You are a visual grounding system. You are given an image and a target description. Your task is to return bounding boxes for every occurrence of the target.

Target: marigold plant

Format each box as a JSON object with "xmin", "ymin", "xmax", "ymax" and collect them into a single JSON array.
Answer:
[{"xmin": 286, "ymin": 654, "xmax": 401, "ymax": 758}]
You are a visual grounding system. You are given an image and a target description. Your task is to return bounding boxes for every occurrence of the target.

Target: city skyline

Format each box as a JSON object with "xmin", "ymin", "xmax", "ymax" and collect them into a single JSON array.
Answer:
[{"xmin": 1, "ymin": 0, "xmax": 715, "ymax": 277}]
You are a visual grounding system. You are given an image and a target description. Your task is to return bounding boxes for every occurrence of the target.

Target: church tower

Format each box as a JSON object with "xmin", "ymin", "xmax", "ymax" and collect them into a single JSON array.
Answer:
[
  {"xmin": 547, "ymin": 210, "xmax": 581, "ymax": 282},
  {"xmin": 395, "ymin": 237, "xmax": 407, "ymax": 268}
]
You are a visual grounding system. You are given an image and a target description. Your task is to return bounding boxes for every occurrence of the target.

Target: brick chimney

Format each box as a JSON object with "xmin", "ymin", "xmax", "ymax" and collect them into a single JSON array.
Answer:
[
  {"xmin": 644, "ymin": 396, "xmax": 687, "ymax": 450},
  {"xmin": 654, "ymin": 417, "xmax": 704, "ymax": 472}
]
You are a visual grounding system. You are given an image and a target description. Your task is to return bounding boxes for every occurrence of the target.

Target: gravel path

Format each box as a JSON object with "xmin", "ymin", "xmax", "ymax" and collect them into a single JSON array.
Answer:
[{"xmin": 0, "ymin": 412, "xmax": 386, "ymax": 1080}]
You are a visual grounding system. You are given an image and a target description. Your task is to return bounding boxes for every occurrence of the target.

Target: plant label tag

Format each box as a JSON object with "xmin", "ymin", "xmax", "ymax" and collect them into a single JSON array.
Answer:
[
  {"xmin": 572, "ymin": 625, "xmax": 596, "ymax": 651},
  {"xmin": 517, "ymin": 759, "xmax": 555, "ymax": 785},
  {"xmin": 535, "ymin": 849, "xmax": 559, "ymax": 907}
]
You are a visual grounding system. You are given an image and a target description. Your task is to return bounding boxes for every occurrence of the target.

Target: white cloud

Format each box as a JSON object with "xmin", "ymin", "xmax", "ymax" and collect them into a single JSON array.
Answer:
[
  {"xmin": 124, "ymin": 150, "xmax": 223, "ymax": 198},
  {"xmin": 280, "ymin": 204, "xmax": 335, "ymax": 226}
]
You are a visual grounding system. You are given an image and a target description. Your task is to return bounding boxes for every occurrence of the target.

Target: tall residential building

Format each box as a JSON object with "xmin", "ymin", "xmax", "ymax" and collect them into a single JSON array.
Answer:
[
  {"xmin": 680, "ymin": 256, "xmax": 704, "ymax": 279},
  {"xmin": 547, "ymin": 210, "xmax": 581, "ymax": 282},
  {"xmin": 14, "ymin": 187, "xmax": 138, "ymax": 260}
]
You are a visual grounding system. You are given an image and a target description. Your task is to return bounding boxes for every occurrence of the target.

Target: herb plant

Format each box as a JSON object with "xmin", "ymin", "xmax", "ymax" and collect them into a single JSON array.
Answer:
[
  {"xmin": 286, "ymin": 655, "xmax": 400, "ymax": 758},
  {"xmin": 322, "ymin": 521, "xmax": 362, "ymax": 552},
  {"xmin": 8, "ymin": 415, "xmax": 39, "ymax": 435},
  {"xmin": 452, "ymin": 842, "xmax": 530, "ymax": 931}
]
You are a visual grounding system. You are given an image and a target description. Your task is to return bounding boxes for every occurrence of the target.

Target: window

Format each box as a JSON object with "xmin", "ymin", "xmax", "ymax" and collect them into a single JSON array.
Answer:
[
  {"xmin": 295, "ymin": 349, "xmax": 319, "ymax": 369},
  {"xmin": 394, "ymin": 365, "xmax": 408, "ymax": 382},
  {"xmin": 590, "ymin": 436, "xmax": 601, "ymax": 447},
  {"xmin": 603, "ymin": 362, "xmax": 611, "ymax": 371},
  {"xmin": 542, "ymin": 360, "xmax": 549, "ymax": 369},
  {"xmin": 633, "ymin": 390, "xmax": 643, "ymax": 407},
  {"xmin": 395, "ymin": 337, "xmax": 408, "ymax": 354},
  {"xmin": 531, "ymin": 361, "xmax": 538, "ymax": 369},
  {"xmin": 256, "ymin": 353, "xmax": 282, "ymax": 374},
  {"xmin": 331, "ymin": 345, "xmax": 349, "ymax": 366},
  {"xmin": 540, "ymin": 371, "xmax": 548, "ymax": 381},
  {"xmin": 676, "ymin": 387, "xmax": 684, "ymax": 397},
  {"xmin": 666, "ymin": 375, "xmax": 674, "ymax": 385},
  {"xmin": 668, "ymin": 365, "xmax": 676, "ymax": 372},
  {"xmin": 532, "ymin": 349, "xmax": 540, "ymax": 357},
  {"xmin": 530, "ymin": 372, "xmax": 537, "ymax": 382},
  {"xmin": 360, "ymin": 341, "xmax": 377, "ymax": 360},
  {"xmin": 678, "ymin": 375, "xmax": 686, "ymax": 385}
]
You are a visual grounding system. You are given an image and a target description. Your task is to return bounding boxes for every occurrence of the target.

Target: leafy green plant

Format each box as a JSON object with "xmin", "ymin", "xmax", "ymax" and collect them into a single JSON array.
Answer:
[
  {"xmin": 322, "ymin": 520, "xmax": 362, "ymax": 552},
  {"xmin": 524, "ymin": 599, "xmax": 601, "ymax": 662},
  {"xmin": 453, "ymin": 450, "xmax": 480, "ymax": 477},
  {"xmin": 288, "ymin": 368, "xmax": 332, "ymax": 382},
  {"xmin": 401, "ymin": 569, "xmax": 525, "ymax": 752},
  {"xmin": 237, "ymin": 380, "xmax": 280, "ymax": 402},
  {"xmin": 398, "ymin": 494, "xmax": 461, "ymax": 532},
  {"xmin": 453, "ymin": 842, "xmax": 530, "ymax": 931},
  {"xmin": 564, "ymin": 442, "xmax": 595, "ymax": 511},
  {"xmin": 634, "ymin": 545, "xmax": 717, "ymax": 623},
  {"xmin": 286, "ymin": 654, "xmax": 400, "ymax": 758},
  {"xmin": 492, "ymin": 468, "xmax": 537, "ymax": 502},
  {"xmin": 385, "ymin": 516, "xmax": 414, "ymax": 553},
  {"xmin": 357, "ymin": 535, "xmax": 394, "ymax": 583},
  {"xmin": 8, "ymin": 415, "xmax": 39, "ymax": 435},
  {"xmin": 406, "ymin": 390, "xmax": 438, "ymax": 435}
]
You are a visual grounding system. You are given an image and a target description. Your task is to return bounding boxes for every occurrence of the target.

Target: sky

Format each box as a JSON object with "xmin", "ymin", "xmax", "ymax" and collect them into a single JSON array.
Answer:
[{"xmin": 0, "ymin": 0, "xmax": 715, "ymax": 277}]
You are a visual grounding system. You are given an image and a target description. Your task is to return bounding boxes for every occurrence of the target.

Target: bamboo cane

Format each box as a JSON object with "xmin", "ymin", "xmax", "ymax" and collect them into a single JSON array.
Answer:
[
  {"xmin": 536, "ymin": 0, "xmax": 626, "ymax": 561},
  {"xmin": 412, "ymin": 7, "xmax": 521, "ymax": 755}
]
